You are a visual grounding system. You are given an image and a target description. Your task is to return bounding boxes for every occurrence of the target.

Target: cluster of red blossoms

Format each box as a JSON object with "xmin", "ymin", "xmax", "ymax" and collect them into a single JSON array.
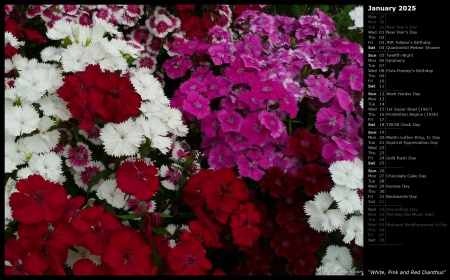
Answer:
[
  {"xmin": 57, "ymin": 64, "xmax": 142, "ymax": 131},
  {"xmin": 5, "ymin": 175, "xmax": 158, "ymax": 275}
]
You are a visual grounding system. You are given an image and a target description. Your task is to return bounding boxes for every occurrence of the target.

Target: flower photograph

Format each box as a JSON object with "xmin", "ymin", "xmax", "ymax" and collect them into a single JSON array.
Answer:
[{"xmin": 4, "ymin": 4, "xmax": 364, "ymax": 275}]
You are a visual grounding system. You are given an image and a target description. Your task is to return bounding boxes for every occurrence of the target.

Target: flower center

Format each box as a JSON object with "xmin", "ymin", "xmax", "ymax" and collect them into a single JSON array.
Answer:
[
  {"xmin": 306, "ymin": 176, "xmax": 317, "ymax": 184},
  {"xmin": 274, "ymin": 178, "xmax": 282, "ymax": 186},
  {"xmin": 281, "ymin": 239, "xmax": 291, "ymax": 248},
  {"xmin": 194, "ymin": 101, "xmax": 202, "ymax": 108},
  {"xmin": 300, "ymin": 139, "xmax": 311, "ymax": 148},
  {"xmin": 32, "ymin": 190, "xmax": 45, "ymax": 203},
  {"xmin": 124, "ymin": 250, "xmax": 133, "ymax": 263},
  {"xmin": 328, "ymin": 116, "xmax": 337, "ymax": 126},
  {"xmin": 185, "ymin": 254, "xmax": 197, "ymax": 267}
]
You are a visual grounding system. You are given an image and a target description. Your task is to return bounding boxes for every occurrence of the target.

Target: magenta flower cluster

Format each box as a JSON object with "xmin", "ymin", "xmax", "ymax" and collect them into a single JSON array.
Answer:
[{"xmin": 164, "ymin": 8, "xmax": 364, "ymax": 180}]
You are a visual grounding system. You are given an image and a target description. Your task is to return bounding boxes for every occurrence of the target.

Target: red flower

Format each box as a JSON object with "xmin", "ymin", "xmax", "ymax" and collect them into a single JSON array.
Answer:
[
  {"xmin": 245, "ymin": 245, "xmax": 272, "ymax": 274},
  {"xmin": 5, "ymin": 43, "xmax": 19, "ymax": 59},
  {"xmin": 62, "ymin": 195, "xmax": 85, "ymax": 224},
  {"xmin": 203, "ymin": 168, "xmax": 249, "ymax": 224},
  {"xmin": 298, "ymin": 226, "xmax": 325, "ymax": 253},
  {"xmin": 270, "ymin": 230, "xmax": 303, "ymax": 258},
  {"xmin": 57, "ymin": 65, "xmax": 103, "ymax": 131},
  {"xmin": 182, "ymin": 169, "xmax": 214, "ymax": 209},
  {"xmin": 176, "ymin": 4, "xmax": 196, "ymax": 11},
  {"xmin": 288, "ymin": 252, "xmax": 318, "ymax": 275},
  {"xmin": 4, "ymin": 238, "xmax": 49, "ymax": 275},
  {"xmin": 232, "ymin": 5, "xmax": 262, "ymax": 17},
  {"xmin": 178, "ymin": 11, "xmax": 208, "ymax": 39},
  {"xmin": 116, "ymin": 160, "xmax": 160, "ymax": 201},
  {"xmin": 288, "ymin": 128, "xmax": 323, "ymax": 162},
  {"xmin": 73, "ymin": 206, "xmax": 124, "ymax": 255},
  {"xmin": 10, "ymin": 175, "xmax": 67, "ymax": 224},
  {"xmin": 146, "ymin": 234, "xmax": 170, "ymax": 262},
  {"xmin": 212, "ymin": 268, "xmax": 226, "ymax": 275},
  {"xmin": 92, "ymin": 70, "xmax": 142, "ymax": 124},
  {"xmin": 73, "ymin": 259, "xmax": 114, "ymax": 275},
  {"xmin": 260, "ymin": 166, "xmax": 296, "ymax": 198},
  {"xmin": 188, "ymin": 214, "xmax": 222, "ymax": 248},
  {"xmin": 102, "ymin": 229, "xmax": 158, "ymax": 275},
  {"xmin": 167, "ymin": 231, "xmax": 212, "ymax": 275},
  {"xmin": 17, "ymin": 222, "xmax": 77, "ymax": 265},
  {"xmin": 295, "ymin": 163, "xmax": 331, "ymax": 196},
  {"xmin": 230, "ymin": 202, "xmax": 261, "ymax": 247},
  {"xmin": 275, "ymin": 193, "xmax": 308, "ymax": 233}
]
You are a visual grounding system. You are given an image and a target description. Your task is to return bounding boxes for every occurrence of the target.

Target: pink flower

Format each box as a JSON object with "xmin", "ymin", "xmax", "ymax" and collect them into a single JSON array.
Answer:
[
  {"xmin": 258, "ymin": 111, "xmax": 284, "ymax": 138},
  {"xmin": 162, "ymin": 56, "xmax": 193, "ymax": 79},
  {"xmin": 217, "ymin": 110, "xmax": 243, "ymax": 133},
  {"xmin": 315, "ymin": 107, "xmax": 345, "ymax": 136},
  {"xmin": 237, "ymin": 149, "xmax": 270, "ymax": 181},
  {"xmin": 64, "ymin": 143, "xmax": 91, "ymax": 172},
  {"xmin": 182, "ymin": 92, "xmax": 210, "ymax": 119},
  {"xmin": 208, "ymin": 143, "xmax": 237, "ymax": 169},
  {"xmin": 208, "ymin": 41, "xmax": 232, "ymax": 65},
  {"xmin": 240, "ymin": 113, "xmax": 272, "ymax": 145}
]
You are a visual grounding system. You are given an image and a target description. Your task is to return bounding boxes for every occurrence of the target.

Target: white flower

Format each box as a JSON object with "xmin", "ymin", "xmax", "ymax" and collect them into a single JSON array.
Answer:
[
  {"xmin": 44, "ymin": 64, "xmax": 64, "ymax": 92},
  {"xmin": 98, "ymin": 55, "xmax": 128, "ymax": 72},
  {"xmin": 5, "ymin": 136, "xmax": 27, "ymax": 171},
  {"xmin": 61, "ymin": 43, "xmax": 93, "ymax": 72},
  {"xmin": 100, "ymin": 119, "xmax": 143, "ymax": 157},
  {"xmin": 11, "ymin": 55, "xmax": 38, "ymax": 71},
  {"xmin": 329, "ymin": 185, "xmax": 362, "ymax": 214},
  {"xmin": 84, "ymin": 44, "xmax": 108, "ymax": 65},
  {"xmin": 348, "ymin": 6, "xmax": 363, "ymax": 30},
  {"xmin": 341, "ymin": 215, "xmax": 364, "ymax": 246},
  {"xmin": 304, "ymin": 192, "xmax": 345, "ymax": 232},
  {"xmin": 15, "ymin": 68, "xmax": 53, "ymax": 102},
  {"xmin": 46, "ymin": 19, "xmax": 73, "ymax": 40},
  {"xmin": 28, "ymin": 152, "xmax": 63, "ymax": 183},
  {"xmin": 158, "ymin": 106, "xmax": 188, "ymax": 137},
  {"xmin": 16, "ymin": 167, "xmax": 36, "ymax": 181},
  {"xmin": 5, "ymin": 32, "xmax": 24, "ymax": 48},
  {"xmin": 93, "ymin": 14, "xmax": 122, "ymax": 38},
  {"xmin": 130, "ymin": 68, "xmax": 166, "ymax": 101},
  {"xmin": 322, "ymin": 245, "xmax": 354, "ymax": 271},
  {"xmin": 316, "ymin": 261, "xmax": 355, "ymax": 275},
  {"xmin": 160, "ymin": 164, "xmax": 182, "ymax": 191},
  {"xmin": 166, "ymin": 224, "xmax": 177, "ymax": 235},
  {"xmin": 97, "ymin": 179, "xmax": 127, "ymax": 209},
  {"xmin": 38, "ymin": 94, "xmax": 72, "ymax": 121},
  {"xmin": 137, "ymin": 116, "xmax": 172, "ymax": 154},
  {"xmin": 41, "ymin": 46, "xmax": 63, "ymax": 62},
  {"xmin": 147, "ymin": 14, "xmax": 173, "ymax": 38},
  {"xmin": 5, "ymin": 103, "xmax": 40, "ymax": 136},
  {"xmin": 73, "ymin": 160, "xmax": 105, "ymax": 191},
  {"xmin": 23, "ymin": 116, "xmax": 60, "ymax": 154},
  {"xmin": 329, "ymin": 158, "xmax": 363, "ymax": 189},
  {"xmin": 65, "ymin": 245, "xmax": 101, "ymax": 269},
  {"xmin": 359, "ymin": 99, "xmax": 363, "ymax": 109},
  {"xmin": 5, "ymin": 58, "xmax": 14, "ymax": 73},
  {"xmin": 4, "ymin": 178, "xmax": 17, "ymax": 229}
]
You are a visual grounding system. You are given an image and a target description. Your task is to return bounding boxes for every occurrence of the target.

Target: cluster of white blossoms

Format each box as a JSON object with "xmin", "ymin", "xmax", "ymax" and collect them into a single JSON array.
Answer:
[
  {"xmin": 316, "ymin": 245, "xmax": 356, "ymax": 275},
  {"xmin": 4, "ymin": 13, "xmax": 188, "ymax": 229},
  {"xmin": 304, "ymin": 158, "xmax": 363, "ymax": 273},
  {"xmin": 304, "ymin": 158, "xmax": 363, "ymax": 240},
  {"xmin": 348, "ymin": 6, "xmax": 363, "ymax": 31}
]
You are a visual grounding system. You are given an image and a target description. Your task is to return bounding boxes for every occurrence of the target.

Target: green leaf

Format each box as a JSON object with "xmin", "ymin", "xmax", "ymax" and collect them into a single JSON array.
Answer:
[
  {"xmin": 152, "ymin": 227, "xmax": 172, "ymax": 236},
  {"xmin": 158, "ymin": 213, "xmax": 172, "ymax": 218},
  {"xmin": 117, "ymin": 213, "xmax": 141, "ymax": 220},
  {"xmin": 86, "ymin": 169, "xmax": 114, "ymax": 194},
  {"xmin": 151, "ymin": 246, "xmax": 162, "ymax": 269},
  {"xmin": 72, "ymin": 124, "xmax": 80, "ymax": 142}
]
